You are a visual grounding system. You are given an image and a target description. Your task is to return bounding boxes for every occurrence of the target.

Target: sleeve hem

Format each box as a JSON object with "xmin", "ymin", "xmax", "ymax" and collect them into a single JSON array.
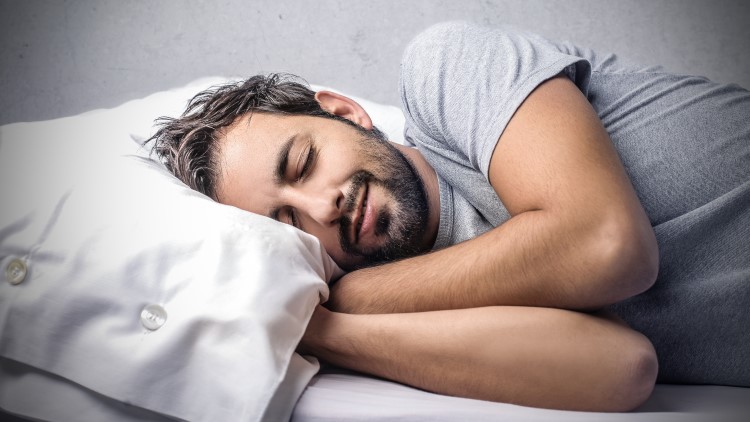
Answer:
[{"xmin": 478, "ymin": 57, "xmax": 590, "ymax": 178}]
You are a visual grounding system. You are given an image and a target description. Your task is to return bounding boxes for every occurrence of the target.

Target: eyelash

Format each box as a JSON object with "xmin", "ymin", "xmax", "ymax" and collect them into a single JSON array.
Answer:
[
  {"xmin": 288, "ymin": 209, "xmax": 299, "ymax": 227},
  {"xmin": 297, "ymin": 145, "xmax": 316, "ymax": 181},
  {"xmin": 287, "ymin": 144, "xmax": 316, "ymax": 228}
]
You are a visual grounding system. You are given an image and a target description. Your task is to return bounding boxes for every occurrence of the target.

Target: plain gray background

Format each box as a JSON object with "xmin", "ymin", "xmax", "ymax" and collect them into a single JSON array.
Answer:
[{"xmin": 1, "ymin": 0, "xmax": 749, "ymax": 125}]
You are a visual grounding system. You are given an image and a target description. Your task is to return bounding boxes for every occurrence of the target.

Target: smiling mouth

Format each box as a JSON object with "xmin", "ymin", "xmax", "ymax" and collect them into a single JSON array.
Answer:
[{"xmin": 351, "ymin": 182, "xmax": 369, "ymax": 245}]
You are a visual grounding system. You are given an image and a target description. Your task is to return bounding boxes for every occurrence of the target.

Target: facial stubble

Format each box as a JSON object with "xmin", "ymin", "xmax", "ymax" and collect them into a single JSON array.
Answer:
[{"xmin": 337, "ymin": 130, "xmax": 430, "ymax": 269}]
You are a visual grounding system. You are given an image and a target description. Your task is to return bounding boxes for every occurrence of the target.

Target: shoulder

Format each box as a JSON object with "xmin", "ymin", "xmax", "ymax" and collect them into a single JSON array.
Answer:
[
  {"xmin": 402, "ymin": 21, "xmax": 473, "ymax": 54},
  {"xmin": 399, "ymin": 22, "xmax": 517, "ymax": 114},
  {"xmin": 399, "ymin": 22, "xmax": 549, "ymax": 99},
  {"xmin": 401, "ymin": 21, "xmax": 526, "ymax": 68}
]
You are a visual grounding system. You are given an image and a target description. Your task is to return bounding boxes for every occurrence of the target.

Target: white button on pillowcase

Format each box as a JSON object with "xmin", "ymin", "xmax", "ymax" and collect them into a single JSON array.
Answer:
[
  {"xmin": 140, "ymin": 304, "xmax": 168, "ymax": 330},
  {"xmin": 5, "ymin": 257, "xmax": 27, "ymax": 285}
]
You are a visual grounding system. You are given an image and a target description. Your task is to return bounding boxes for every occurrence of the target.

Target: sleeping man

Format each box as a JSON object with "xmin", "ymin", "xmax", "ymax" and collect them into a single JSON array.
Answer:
[{"xmin": 149, "ymin": 22, "xmax": 749, "ymax": 411}]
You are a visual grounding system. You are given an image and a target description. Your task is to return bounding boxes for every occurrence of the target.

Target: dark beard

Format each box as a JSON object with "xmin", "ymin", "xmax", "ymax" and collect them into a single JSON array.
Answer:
[{"xmin": 336, "ymin": 129, "xmax": 430, "ymax": 270}]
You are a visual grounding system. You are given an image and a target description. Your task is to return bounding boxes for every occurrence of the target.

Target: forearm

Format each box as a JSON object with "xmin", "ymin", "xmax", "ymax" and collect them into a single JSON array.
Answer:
[
  {"xmin": 301, "ymin": 306, "xmax": 657, "ymax": 412},
  {"xmin": 328, "ymin": 76, "xmax": 660, "ymax": 314},
  {"xmin": 329, "ymin": 208, "xmax": 656, "ymax": 313}
]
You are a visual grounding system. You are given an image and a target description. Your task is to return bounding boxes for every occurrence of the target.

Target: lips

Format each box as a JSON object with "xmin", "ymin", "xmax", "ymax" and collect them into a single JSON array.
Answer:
[
  {"xmin": 350, "ymin": 182, "xmax": 369, "ymax": 245},
  {"xmin": 358, "ymin": 188, "xmax": 375, "ymax": 240}
]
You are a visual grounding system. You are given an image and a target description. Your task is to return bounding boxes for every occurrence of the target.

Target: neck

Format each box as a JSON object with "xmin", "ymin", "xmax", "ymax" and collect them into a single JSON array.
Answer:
[{"xmin": 392, "ymin": 142, "xmax": 440, "ymax": 252}]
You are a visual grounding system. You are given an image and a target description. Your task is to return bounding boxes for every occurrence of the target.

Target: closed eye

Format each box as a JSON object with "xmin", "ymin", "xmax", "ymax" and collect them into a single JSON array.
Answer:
[
  {"xmin": 271, "ymin": 139, "xmax": 316, "ymax": 229},
  {"xmin": 287, "ymin": 208, "xmax": 299, "ymax": 228},
  {"xmin": 272, "ymin": 207, "xmax": 300, "ymax": 228},
  {"xmin": 297, "ymin": 144, "xmax": 317, "ymax": 181}
]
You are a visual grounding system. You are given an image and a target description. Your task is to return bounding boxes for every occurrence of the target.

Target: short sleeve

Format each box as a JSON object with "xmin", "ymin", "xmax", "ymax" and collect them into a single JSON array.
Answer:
[{"xmin": 399, "ymin": 21, "xmax": 592, "ymax": 178}]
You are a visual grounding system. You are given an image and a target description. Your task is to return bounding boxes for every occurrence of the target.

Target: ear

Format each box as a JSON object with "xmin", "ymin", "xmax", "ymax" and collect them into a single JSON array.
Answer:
[{"xmin": 314, "ymin": 90, "xmax": 373, "ymax": 130}]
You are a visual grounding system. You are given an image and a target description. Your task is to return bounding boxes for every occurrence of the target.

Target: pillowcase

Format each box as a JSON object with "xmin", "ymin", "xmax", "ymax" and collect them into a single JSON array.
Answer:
[{"xmin": 0, "ymin": 76, "xmax": 400, "ymax": 421}]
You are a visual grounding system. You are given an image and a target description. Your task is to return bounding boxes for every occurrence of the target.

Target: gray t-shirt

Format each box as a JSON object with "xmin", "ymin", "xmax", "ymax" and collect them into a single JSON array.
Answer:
[{"xmin": 399, "ymin": 22, "xmax": 749, "ymax": 386}]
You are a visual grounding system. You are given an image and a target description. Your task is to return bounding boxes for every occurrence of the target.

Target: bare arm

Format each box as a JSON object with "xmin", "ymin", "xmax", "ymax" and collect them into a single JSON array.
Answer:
[
  {"xmin": 300, "ymin": 305, "xmax": 658, "ymax": 412},
  {"xmin": 328, "ymin": 76, "xmax": 658, "ymax": 313}
]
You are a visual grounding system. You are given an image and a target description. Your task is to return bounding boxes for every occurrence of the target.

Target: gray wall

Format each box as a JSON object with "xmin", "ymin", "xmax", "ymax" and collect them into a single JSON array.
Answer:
[{"xmin": 1, "ymin": 0, "xmax": 749, "ymax": 125}]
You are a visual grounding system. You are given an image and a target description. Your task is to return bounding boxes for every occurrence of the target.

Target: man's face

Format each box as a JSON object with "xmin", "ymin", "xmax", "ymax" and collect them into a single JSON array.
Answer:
[{"xmin": 215, "ymin": 112, "xmax": 430, "ymax": 270}]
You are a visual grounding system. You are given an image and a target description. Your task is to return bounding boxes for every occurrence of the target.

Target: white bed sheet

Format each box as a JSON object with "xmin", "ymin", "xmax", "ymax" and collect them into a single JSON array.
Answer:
[{"xmin": 292, "ymin": 367, "xmax": 750, "ymax": 422}]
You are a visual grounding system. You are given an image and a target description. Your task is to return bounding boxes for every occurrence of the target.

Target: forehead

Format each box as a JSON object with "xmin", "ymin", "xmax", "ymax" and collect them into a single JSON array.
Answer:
[
  {"xmin": 218, "ymin": 112, "xmax": 349, "ymax": 156},
  {"xmin": 221, "ymin": 112, "xmax": 299, "ymax": 153}
]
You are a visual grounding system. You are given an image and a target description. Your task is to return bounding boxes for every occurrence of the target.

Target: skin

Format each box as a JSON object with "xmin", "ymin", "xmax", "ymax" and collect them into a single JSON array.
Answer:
[
  {"xmin": 215, "ymin": 93, "xmax": 441, "ymax": 270},
  {"xmin": 215, "ymin": 77, "xmax": 660, "ymax": 411}
]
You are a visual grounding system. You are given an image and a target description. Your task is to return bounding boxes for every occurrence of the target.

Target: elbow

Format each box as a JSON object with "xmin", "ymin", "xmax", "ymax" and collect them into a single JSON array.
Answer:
[
  {"xmin": 610, "ymin": 335, "xmax": 659, "ymax": 412},
  {"xmin": 591, "ymin": 215, "xmax": 659, "ymax": 303}
]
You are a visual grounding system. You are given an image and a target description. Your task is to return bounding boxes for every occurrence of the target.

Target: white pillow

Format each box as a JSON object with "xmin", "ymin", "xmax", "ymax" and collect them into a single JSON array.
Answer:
[{"xmin": 0, "ymin": 77, "xmax": 379, "ymax": 421}]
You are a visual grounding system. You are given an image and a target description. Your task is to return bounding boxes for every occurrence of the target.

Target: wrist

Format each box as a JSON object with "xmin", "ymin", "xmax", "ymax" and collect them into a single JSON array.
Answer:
[
  {"xmin": 327, "ymin": 272, "xmax": 367, "ymax": 313},
  {"xmin": 299, "ymin": 307, "xmax": 358, "ymax": 363}
]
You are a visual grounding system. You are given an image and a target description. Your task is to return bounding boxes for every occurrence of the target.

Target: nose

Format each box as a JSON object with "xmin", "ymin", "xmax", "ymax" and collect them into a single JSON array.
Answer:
[{"xmin": 294, "ymin": 186, "xmax": 344, "ymax": 226}]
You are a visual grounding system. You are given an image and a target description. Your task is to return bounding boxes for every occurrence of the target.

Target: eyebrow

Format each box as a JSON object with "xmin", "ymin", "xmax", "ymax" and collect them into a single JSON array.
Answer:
[{"xmin": 274, "ymin": 134, "xmax": 297, "ymax": 185}]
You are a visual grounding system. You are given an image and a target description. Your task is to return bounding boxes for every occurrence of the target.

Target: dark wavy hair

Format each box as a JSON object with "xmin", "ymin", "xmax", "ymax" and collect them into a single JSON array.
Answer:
[{"xmin": 148, "ymin": 73, "xmax": 361, "ymax": 200}]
